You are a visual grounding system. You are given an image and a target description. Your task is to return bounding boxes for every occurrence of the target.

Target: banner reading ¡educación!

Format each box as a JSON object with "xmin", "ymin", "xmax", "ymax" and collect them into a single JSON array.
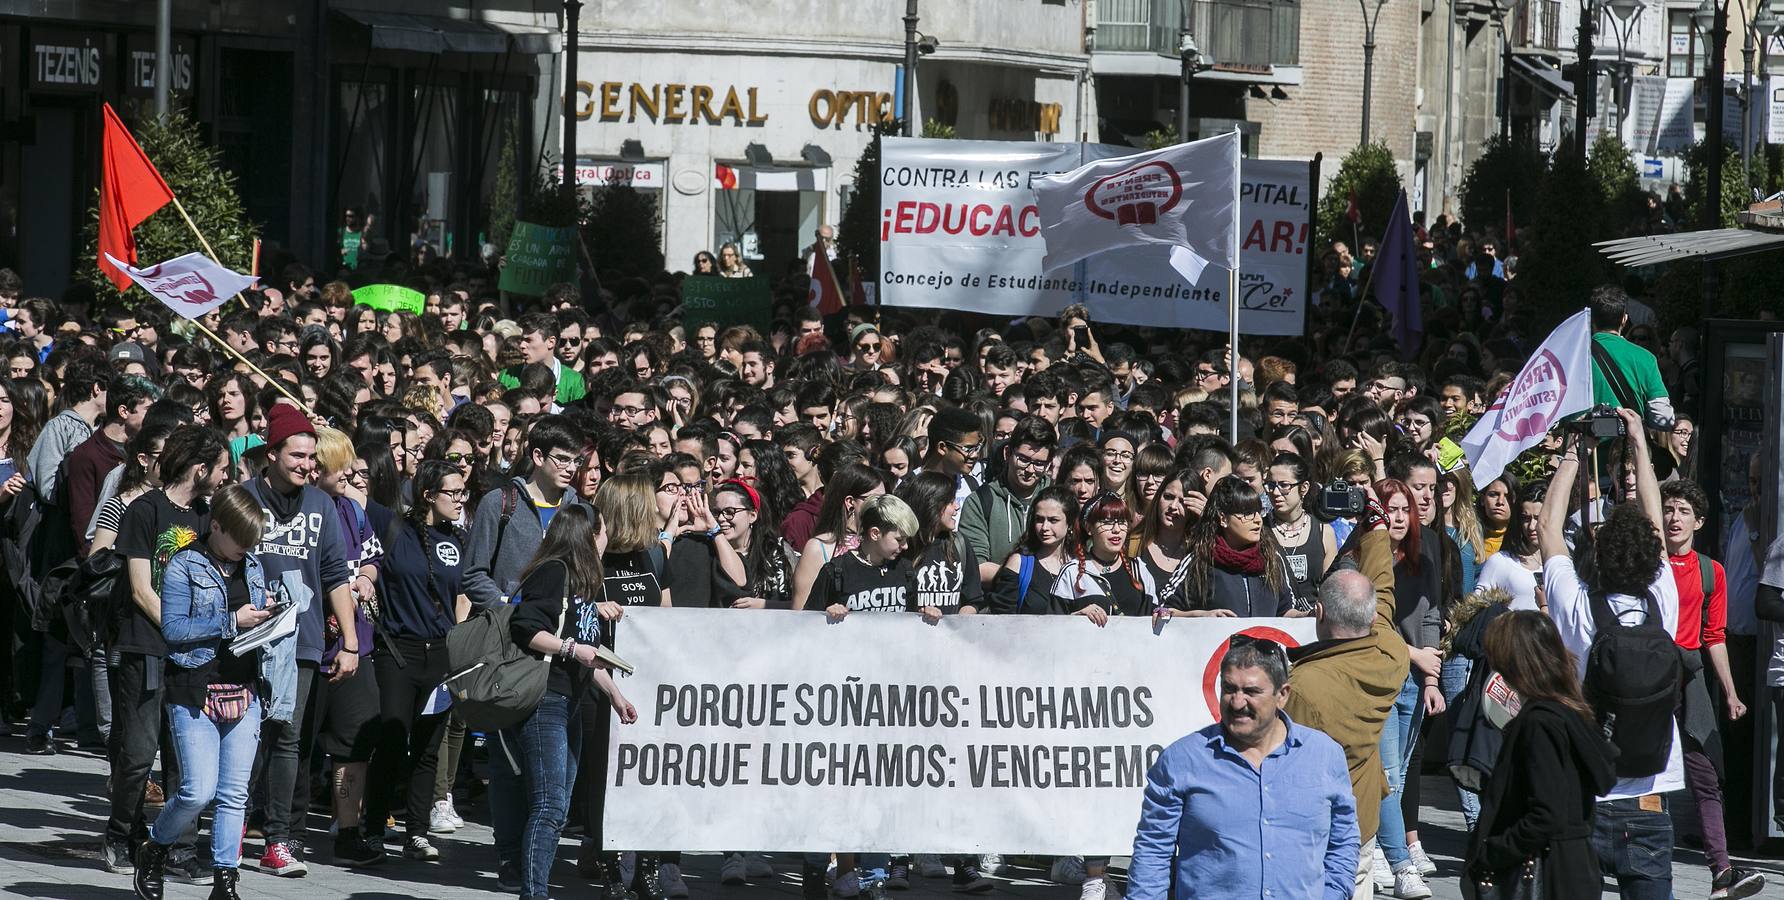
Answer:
[
  {"xmin": 602, "ymin": 608, "xmax": 1315, "ymax": 855},
  {"xmin": 878, "ymin": 137, "xmax": 1313, "ymax": 335},
  {"xmin": 499, "ymin": 221, "xmax": 579, "ymax": 296}
]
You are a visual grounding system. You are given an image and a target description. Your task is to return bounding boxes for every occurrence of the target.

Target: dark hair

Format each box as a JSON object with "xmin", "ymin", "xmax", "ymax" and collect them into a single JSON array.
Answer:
[
  {"xmin": 894, "ymin": 471, "xmax": 960, "ymax": 563},
  {"xmin": 1180, "ymin": 476, "xmax": 1286, "ymax": 603},
  {"xmin": 1660, "ymin": 478, "xmax": 1709, "ymax": 520},
  {"xmin": 1591, "ymin": 501, "xmax": 1665, "ymax": 597},
  {"xmin": 356, "ymin": 439, "xmax": 405, "ymax": 512},
  {"xmin": 156, "ymin": 425, "xmax": 227, "ymax": 488},
  {"xmin": 812, "ymin": 462, "xmax": 886, "ymax": 540},
  {"xmin": 711, "ymin": 480, "xmax": 793, "ymax": 604},
  {"xmin": 409, "ymin": 459, "xmax": 463, "ymax": 529},
  {"xmin": 1016, "ymin": 485, "xmax": 1079, "ymax": 555},
  {"xmin": 1500, "ymin": 479, "xmax": 1546, "ymax": 559},
  {"xmin": 1268, "ymin": 424, "xmax": 1315, "ymax": 461},
  {"xmin": 1588, "ymin": 285, "xmax": 1629, "ymax": 332},
  {"xmin": 929, "ymin": 406, "xmax": 982, "ymax": 447},
  {"xmin": 60, "ymin": 356, "xmax": 113, "ymax": 411},
  {"xmin": 1072, "ymin": 491, "xmax": 1142, "ymax": 594},
  {"xmin": 120, "ymin": 422, "xmax": 178, "ymax": 494},
  {"xmin": 1485, "ymin": 611, "xmax": 1593, "ymax": 722},
  {"xmin": 525, "ymin": 415, "xmax": 583, "ymax": 464},
  {"xmin": 742, "ymin": 438, "xmax": 804, "ymax": 526},
  {"xmin": 519, "ymin": 504, "xmax": 606, "ymax": 603},
  {"xmin": 106, "ymin": 375, "xmax": 161, "ymax": 424}
]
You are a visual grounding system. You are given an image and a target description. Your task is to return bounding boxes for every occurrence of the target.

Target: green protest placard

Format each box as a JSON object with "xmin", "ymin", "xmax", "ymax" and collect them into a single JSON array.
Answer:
[
  {"xmin": 681, "ymin": 275, "xmax": 773, "ymax": 332},
  {"xmin": 351, "ymin": 284, "xmax": 425, "ymax": 314},
  {"xmin": 499, "ymin": 221, "xmax": 579, "ymax": 296}
]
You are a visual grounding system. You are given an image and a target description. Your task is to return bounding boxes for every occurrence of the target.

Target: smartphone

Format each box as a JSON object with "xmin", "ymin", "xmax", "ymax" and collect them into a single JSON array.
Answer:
[{"xmin": 1073, "ymin": 325, "xmax": 1090, "ymax": 345}]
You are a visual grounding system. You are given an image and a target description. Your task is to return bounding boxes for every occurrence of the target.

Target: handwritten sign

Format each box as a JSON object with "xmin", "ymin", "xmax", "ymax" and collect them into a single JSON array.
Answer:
[{"xmin": 499, "ymin": 221, "xmax": 579, "ymax": 297}]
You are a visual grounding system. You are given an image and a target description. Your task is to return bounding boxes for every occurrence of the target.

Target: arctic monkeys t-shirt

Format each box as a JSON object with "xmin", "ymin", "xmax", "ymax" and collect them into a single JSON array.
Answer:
[{"xmin": 806, "ymin": 551, "xmax": 916, "ymax": 613}]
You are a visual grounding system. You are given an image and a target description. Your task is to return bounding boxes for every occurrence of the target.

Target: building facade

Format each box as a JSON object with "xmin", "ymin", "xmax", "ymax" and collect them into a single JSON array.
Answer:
[{"xmin": 561, "ymin": 1, "xmax": 1090, "ymax": 279}]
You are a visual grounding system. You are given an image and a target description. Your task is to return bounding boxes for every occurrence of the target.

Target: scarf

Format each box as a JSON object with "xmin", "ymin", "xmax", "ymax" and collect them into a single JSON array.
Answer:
[{"xmin": 1212, "ymin": 535, "xmax": 1265, "ymax": 576}]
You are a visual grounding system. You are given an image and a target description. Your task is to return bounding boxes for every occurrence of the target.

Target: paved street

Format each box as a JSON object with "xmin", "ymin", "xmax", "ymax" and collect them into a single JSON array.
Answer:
[{"xmin": 0, "ymin": 732, "xmax": 1775, "ymax": 899}]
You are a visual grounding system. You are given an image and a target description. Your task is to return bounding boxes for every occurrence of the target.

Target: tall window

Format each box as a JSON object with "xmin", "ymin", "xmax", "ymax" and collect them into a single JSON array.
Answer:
[{"xmin": 1667, "ymin": 9, "xmax": 1708, "ymax": 77}]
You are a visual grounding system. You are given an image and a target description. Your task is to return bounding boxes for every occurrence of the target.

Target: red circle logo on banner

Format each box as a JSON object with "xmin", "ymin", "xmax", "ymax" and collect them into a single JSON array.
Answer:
[{"xmin": 1201, "ymin": 624, "xmax": 1305, "ymax": 721}]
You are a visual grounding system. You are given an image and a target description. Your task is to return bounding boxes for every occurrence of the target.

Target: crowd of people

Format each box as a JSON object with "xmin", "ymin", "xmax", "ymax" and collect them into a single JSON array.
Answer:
[{"xmin": 0, "ymin": 216, "xmax": 1774, "ymax": 900}]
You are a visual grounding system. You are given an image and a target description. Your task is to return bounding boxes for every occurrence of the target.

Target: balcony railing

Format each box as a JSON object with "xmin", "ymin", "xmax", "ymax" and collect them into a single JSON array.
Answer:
[
  {"xmin": 1096, "ymin": 0, "xmax": 1300, "ymax": 68},
  {"xmin": 1511, "ymin": 0, "xmax": 1561, "ymax": 51}
]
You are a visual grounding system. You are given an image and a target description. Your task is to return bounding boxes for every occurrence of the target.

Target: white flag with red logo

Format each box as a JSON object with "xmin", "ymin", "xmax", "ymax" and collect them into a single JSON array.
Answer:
[
  {"xmin": 101, "ymin": 251, "xmax": 255, "ymax": 320},
  {"xmin": 1461, "ymin": 308, "xmax": 1594, "ymax": 487},
  {"xmin": 1030, "ymin": 131, "xmax": 1240, "ymax": 278}
]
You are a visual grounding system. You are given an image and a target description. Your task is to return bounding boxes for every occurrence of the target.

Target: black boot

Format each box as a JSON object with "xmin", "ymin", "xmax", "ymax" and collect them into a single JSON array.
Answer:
[
  {"xmin": 208, "ymin": 868, "xmax": 241, "ymax": 900},
  {"xmin": 631, "ymin": 854, "xmax": 667, "ymax": 900},
  {"xmin": 601, "ymin": 852, "xmax": 639, "ymax": 900},
  {"xmin": 133, "ymin": 840, "xmax": 168, "ymax": 900}
]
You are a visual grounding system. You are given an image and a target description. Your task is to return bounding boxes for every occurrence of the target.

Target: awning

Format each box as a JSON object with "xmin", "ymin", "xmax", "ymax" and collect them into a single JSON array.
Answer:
[
  {"xmin": 1595, "ymin": 228, "xmax": 1784, "ymax": 267},
  {"xmin": 334, "ymin": 9, "xmax": 561, "ymax": 54},
  {"xmin": 1509, "ymin": 56, "xmax": 1573, "ymax": 98}
]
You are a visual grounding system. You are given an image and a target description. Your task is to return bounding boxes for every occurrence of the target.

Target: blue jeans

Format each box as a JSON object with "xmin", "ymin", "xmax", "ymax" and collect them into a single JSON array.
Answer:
[
  {"xmin": 508, "ymin": 690, "xmax": 582, "ymax": 897},
  {"xmin": 151, "ymin": 696, "xmax": 262, "ymax": 868},
  {"xmin": 1438, "ymin": 656, "xmax": 1481, "ymax": 829},
  {"xmin": 1590, "ymin": 796, "xmax": 1673, "ymax": 900},
  {"xmin": 1377, "ymin": 673, "xmax": 1424, "ymax": 869}
]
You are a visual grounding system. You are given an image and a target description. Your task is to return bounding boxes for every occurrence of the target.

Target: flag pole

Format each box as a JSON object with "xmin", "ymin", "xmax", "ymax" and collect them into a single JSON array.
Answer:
[
  {"xmin": 1228, "ymin": 128, "xmax": 1241, "ymax": 443},
  {"xmin": 183, "ymin": 316, "xmax": 318, "ymax": 418}
]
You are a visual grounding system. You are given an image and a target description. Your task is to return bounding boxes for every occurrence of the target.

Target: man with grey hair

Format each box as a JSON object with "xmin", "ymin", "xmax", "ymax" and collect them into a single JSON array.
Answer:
[
  {"xmin": 1284, "ymin": 499, "xmax": 1408, "ymax": 900},
  {"xmin": 1129, "ymin": 641, "xmax": 1358, "ymax": 900}
]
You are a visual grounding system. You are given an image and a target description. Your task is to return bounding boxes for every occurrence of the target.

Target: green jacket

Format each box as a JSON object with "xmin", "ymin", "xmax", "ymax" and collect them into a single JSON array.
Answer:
[
  {"xmin": 958, "ymin": 475, "xmax": 1048, "ymax": 583},
  {"xmin": 1590, "ymin": 332, "xmax": 1673, "ymax": 430},
  {"xmin": 498, "ymin": 363, "xmax": 586, "ymax": 406}
]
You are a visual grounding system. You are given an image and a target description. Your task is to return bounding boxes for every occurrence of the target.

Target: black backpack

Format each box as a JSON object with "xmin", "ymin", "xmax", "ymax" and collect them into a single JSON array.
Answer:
[{"xmin": 1581, "ymin": 589, "xmax": 1681, "ymax": 779}]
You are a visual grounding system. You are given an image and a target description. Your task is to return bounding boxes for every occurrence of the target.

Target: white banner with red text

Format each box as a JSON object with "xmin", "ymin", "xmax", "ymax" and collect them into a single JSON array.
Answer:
[
  {"xmin": 601, "ymin": 607, "xmax": 1316, "ymax": 854},
  {"xmin": 877, "ymin": 137, "xmax": 1312, "ymax": 334}
]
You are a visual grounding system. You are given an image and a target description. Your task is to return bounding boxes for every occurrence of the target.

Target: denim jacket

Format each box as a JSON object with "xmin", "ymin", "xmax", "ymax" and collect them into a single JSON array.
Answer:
[{"xmin": 159, "ymin": 548, "xmax": 298, "ymax": 722}]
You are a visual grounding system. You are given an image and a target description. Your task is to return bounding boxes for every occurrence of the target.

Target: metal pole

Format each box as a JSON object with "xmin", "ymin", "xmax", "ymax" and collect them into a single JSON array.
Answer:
[
  {"xmin": 1228, "ymin": 128, "xmax": 1241, "ymax": 442},
  {"xmin": 1501, "ymin": 17, "xmax": 1512, "ymax": 140},
  {"xmin": 561, "ymin": 0, "xmax": 581, "ymax": 203},
  {"xmin": 1441, "ymin": 2, "xmax": 1457, "ymax": 201},
  {"xmin": 1179, "ymin": 4, "xmax": 1193, "ymax": 142},
  {"xmin": 1743, "ymin": 24, "xmax": 1756, "ymax": 198},
  {"xmin": 154, "ymin": 0, "xmax": 171, "ymax": 117},
  {"xmin": 1577, "ymin": 0, "xmax": 1596, "ymax": 158},
  {"xmin": 1708, "ymin": 0, "xmax": 1729, "ymax": 230},
  {"xmin": 902, "ymin": 0, "xmax": 920, "ymax": 137},
  {"xmin": 1360, "ymin": 0, "xmax": 1378, "ymax": 146}
]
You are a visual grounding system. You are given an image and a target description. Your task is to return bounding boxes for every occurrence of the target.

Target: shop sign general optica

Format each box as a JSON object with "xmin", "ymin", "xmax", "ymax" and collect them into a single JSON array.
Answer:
[{"xmin": 878, "ymin": 138, "xmax": 1312, "ymax": 335}]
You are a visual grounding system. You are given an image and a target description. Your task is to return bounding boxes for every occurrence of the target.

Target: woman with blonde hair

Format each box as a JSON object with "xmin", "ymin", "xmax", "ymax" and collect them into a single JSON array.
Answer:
[{"xmin": 717, "ymin": 242, "xmax": 753, "ymax": 278}]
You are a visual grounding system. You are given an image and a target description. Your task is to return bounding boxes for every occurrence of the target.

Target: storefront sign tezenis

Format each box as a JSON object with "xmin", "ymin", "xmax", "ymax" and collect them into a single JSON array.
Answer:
[{"xmin": 574, "ymin": 81, "xmax": 769, "ymax": 126}]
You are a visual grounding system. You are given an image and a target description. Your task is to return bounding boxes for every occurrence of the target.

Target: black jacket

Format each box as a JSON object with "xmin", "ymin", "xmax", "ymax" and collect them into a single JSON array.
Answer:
[{"xmin": 1465, "ymin": 699, "xmax": 1617, "ymax": 896}]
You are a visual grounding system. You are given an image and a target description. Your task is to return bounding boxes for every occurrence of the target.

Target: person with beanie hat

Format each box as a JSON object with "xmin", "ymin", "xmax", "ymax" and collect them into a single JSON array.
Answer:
[{"xmin": 244, "ymin": 400, "xmax": 368, "ymax": 877}]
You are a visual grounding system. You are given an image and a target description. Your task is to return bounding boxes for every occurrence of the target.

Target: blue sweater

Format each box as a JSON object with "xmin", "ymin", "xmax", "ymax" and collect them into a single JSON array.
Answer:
[{"xmin": 242, "ymin": 479, "xmax": 352, "ymax": 664}]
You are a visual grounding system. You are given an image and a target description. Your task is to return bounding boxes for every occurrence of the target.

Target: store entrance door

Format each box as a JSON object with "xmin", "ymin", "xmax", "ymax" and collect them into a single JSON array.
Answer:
[
  {"xmin": 19, "ymin": 106, "xmax": 84, "ymax": 298},
  {"xmin": 713, "ymin": 165, "xmax": 827, "ymax": 280}
]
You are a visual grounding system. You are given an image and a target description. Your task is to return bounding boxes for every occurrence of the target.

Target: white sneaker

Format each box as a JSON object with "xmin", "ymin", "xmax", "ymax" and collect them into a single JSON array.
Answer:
[
  {"xmin": 1370, "ymin": 845, "xmax": 1393, "ymax": 891},
  {"xmin": 745, "ymin": 853, "xmax": 775, "ymax": 879},
  {"xmin": 1392, "ymin": 867, "xmax": 1433, "ymax": 900},
  {"xmin": 442, "ymin": 793, "xmax": 465, "ymax": 829},
  {"xmin": 1080, "ymin": 876, "xmax": 1111, "ymax": 900},
  {"xmin": 833, "ymin": 868, "xmax": 862, "ymax": 898},
  {"xmin": 660, "ymin": 862, "xmax": 690, "ymax": 898},
  {"xmin": 1049, "ymin": 857, "xmax": 1087, "ymax": 886},
  {"xmin": 1406, "ymin": 841, "xmax": 1436, "ymax": 877},
  {"xmin": 428, "ymin": 800, "xmax": 459, "ymax": 834},
  {"xmin": 913, "ymin": 854, "xmax": 947, "ymax": 878},
  {"xmin": 978, "ymin": 854, "xmax": 1004, "ymax": 877},
  {"xmin": 721, "ymin": 853, "xmax": 748, "ymax": 886}
]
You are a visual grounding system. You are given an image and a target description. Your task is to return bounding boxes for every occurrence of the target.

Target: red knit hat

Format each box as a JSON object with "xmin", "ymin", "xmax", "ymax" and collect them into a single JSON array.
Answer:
[{"xmin": 265, "ymin": 402, "xmax": 315, "ymax": 448}]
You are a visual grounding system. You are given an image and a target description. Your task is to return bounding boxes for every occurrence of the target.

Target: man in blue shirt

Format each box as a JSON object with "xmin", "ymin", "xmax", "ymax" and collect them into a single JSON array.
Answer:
[{"xmin": 1129, "ymin": 641, "xmax": 1359, "ymax": 900}]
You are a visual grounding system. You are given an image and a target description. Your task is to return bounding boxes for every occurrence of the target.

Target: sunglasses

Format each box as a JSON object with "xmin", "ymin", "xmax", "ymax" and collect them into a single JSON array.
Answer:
[
  {"xmin": 1229, "ymin": 633, "xmax": 1292, "ymax": 674},
  {"xmin": 857, "ymin": 341, "xmax": 882, "ymax": 352}
]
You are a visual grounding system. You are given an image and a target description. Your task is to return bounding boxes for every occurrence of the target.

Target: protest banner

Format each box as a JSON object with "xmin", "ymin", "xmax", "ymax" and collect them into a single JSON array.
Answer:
[
  {"xmin": 351, "ymin": 283, "xmax": 426, "ymax": 314},
  {"xmin": 499, "ymin": 221, "xmax": 579, "ymax": 296},
  {"xmin": 681, "ymin": 275, "xmax": 773, "ymax": 332},
  {"xmin": 878, "ymin": 137, "xmax": 1310, "ymax": 335},
  {"xmin": 602, "ymin": 608, "xmax": 1315, "ymax": 855}
]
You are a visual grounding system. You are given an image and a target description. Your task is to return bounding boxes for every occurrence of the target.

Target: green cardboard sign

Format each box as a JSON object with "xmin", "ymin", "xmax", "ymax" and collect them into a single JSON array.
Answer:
[
  {"xmin": 351, "ymin": 284, "xmax": 425, "ymax": 314},
  {"xmin": 499, "ymin": 221, "xmax": 579, "ymax": 296},
  {"xmin": 681, "ymin": 275, "xmax": 772, "ymax": 332}
]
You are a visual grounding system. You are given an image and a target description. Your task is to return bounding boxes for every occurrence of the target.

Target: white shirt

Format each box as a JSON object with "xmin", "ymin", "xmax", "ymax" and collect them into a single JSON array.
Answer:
[
  {"xmin": 1541, "ymin": 555, "xmax": 1685, "ymax": 801},
  {"xmin": 1476, "ymin": 552, "xmax": 1539, "ymax": 611}
]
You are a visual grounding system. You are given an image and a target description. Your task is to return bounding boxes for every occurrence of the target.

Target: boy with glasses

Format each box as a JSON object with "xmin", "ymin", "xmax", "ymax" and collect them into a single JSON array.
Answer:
[
  {"xmin": 916, "ymin": 407, "xmax": 985, "ymax": 512},
  {"xmin": 960, "ymin": 416, "xmax": 1056, "ymax": 587}
]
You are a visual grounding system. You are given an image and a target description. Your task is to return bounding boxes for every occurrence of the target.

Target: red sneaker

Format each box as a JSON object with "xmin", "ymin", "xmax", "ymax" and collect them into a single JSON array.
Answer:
[{"xmin": 258, "ymin": 841, "xmax": 308, "ymax": 878}]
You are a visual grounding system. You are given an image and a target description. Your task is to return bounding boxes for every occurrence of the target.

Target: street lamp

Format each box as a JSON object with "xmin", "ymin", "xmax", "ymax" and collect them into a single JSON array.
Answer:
[
  {"xmin": 1605, "ymin": 0, "xmax": 1643, "ymax": 130},
  {"xmin": 1692, "ymin": 0, "xmax": 1728, "ymax": 229},
  {"xmin": 1576, "ymin": 0, "xmax": 1599, "ymax": 158},
  {"xmin": 902, "ymin": 0, "xmax": 919, "ymax": 137},
  {"xmin": 1358, "ymin": 0, "xmax": 1390, "ymax": 145},
  {"xmin": 1159, "ymin": 5, "xmax": 1211, "ymax": 142}
]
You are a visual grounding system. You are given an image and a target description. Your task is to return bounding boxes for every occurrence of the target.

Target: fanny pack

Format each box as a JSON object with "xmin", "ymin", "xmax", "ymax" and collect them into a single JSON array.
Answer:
[{"xmin": 204, "ymin": 683, "xmax": 252, "ymax": 725}]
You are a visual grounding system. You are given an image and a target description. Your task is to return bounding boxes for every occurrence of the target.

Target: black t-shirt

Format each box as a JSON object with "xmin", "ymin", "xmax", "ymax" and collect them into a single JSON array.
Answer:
[
  {"xmin": 987, "ymin": 557, "xmax": 1064, "ymax": 615},
  {"xmin": 806, "ymin": 551, "xmax": 916, "ymax": 613},
  {"xmin": 602, "ymin": 546, "xmax": 666, "ymax": 647},
  {"xmin": 509, "ymin": 559, "xmax": 599, "ymax": 699},
  {"xmin": 667, "ymin": 535, "xmax": 796, "ymax": 609},
  {"xmin": 371, "ymin": 510, "xmax": 465, "ymax": 641},
  {"xmin": 911, "ymin": 538, "xmax": 984, "ymax": 613},
  {"xmin": 165, "ymin": 553, "xmax": 257, "ymax": 708},
  {"xmin": 114, "ymin": 490, "xmax": 210, "ymax": 657}
]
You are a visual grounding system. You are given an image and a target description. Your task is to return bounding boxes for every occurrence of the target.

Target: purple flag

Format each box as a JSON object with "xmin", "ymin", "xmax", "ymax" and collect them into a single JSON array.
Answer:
[{"xmin": 1374, "ymin": 190, "xmax": 1422, "ymax": 359}]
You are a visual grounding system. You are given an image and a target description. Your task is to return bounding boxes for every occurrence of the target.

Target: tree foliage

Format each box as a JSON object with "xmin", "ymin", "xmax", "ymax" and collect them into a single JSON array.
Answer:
[
  {"xmin": 837, "ymin": 121, "xmax": 899, "ymax": 282},
  {"xmin": 1458, "ymin": 136, "xmax": 1544, "ymax": 240},
  {"xmin": 1682, "ymin": 140, "xmax": 1747, "ymax": 229},
  {"xmin": 1315, "ymin": 142, "xmax": 1401, "ymax": 251},
  {"xmin": 487, "ymin": 118, "xmax": 522, "ymax": 251},
  {"xmin": 583, "ymin": 184, "xmax": 664, "ymax": 276},
  {"xmin": 80, "ymin": 107, "xmax": 259, "ymax": 310},
  {"xmin": 921, "ymin": 119, "xmax": 957, "ymax": 140},
  {"xmin": 1587, "ymin": 134, "xmax": 1646, "ymax": 238},
  {"xmin": 1515, "ymin": 144, "xmax": 1607, "ymax": 325}
]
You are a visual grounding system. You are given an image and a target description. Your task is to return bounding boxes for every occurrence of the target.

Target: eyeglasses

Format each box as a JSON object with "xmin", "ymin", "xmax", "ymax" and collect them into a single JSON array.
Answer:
[
  {"xmin": 560, "ymin": 335, "xmax": 583, "ymax": 346},
  {"xmin": 345, "ymin": 468, "xmax": 370, "ymax": 483},
  {"xmin": 1102, "ymin": 448, "xmax": 1135, "ymax": 461},
  {"xmin": 1011, "ymin": 451, "xmax": 1050, "ymax": 472},
  {"xmin": 1263, "ymin": 480, "xmax": 1303, "ymax": 494},
  {"xmin": 673, "ymin": 480, "xmax": 708, "ymax": 495},
  {"xmin": 1226, "ymin": 508, "xmax": 1265, "ymax": 520},
  {"xmin": 857, "ymin": 342, "xmax": 881, "ymax": 353},
  {"xmin": 611, "ymin": 404, "xmax": 648, "ymax": 418},
  {"xmin": 1094, "ymin": 519, "xmax": 1130, "ymax": 532},
  {"xmin": 546, "ymin": 452, "xmax": 589, "ymax": 469},
  {"xmin": 946, "ymin": 440, "xmax": 983, "ymax": 458},
  {"xmin": 1195, "ymin": 368, "xmax": 1220, "ymax": 380},
  {"xmin": 434, "ymin": 488, "xmax": 470, "ymax": 501},
  {"xmin": 714, "ymin": 506, "xmax": 751, "ymax": 520}
]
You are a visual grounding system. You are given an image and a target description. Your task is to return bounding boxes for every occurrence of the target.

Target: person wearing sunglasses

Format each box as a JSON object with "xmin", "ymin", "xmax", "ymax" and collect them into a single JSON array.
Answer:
[
  {"xmin": 848, "ymin": 323, "xmax": 884, "ymax": 371},
  {"xmin": 1155, "ymin": 476, "xmax": 1295, "ymax": 619},
  {"xmin": 1129, "ymin": 640, "xmax": 1359, "ymax": 900},
  {"xmin": 364, "ymin": 460, "xmax": 471, "ymax": 863}
]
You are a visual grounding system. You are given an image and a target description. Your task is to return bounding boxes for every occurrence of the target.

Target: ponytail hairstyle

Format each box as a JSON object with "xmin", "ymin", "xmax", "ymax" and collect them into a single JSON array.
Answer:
[{"xmin": 1072, "ymin": 490, "xmax": 1142, "ymax": 594}]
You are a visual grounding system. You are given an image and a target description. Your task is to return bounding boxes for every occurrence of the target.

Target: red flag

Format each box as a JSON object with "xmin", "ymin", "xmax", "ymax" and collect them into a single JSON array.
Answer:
[
  {"xmin": 98, "ymin": 103, "xmax": 175, "ymax": 291},
  {"xmin": 1344, "ymin": 188, "xmax": 1361, "ymax": 225},
  {"xmin": 808, "ymin": 250, "xmax": 845, "ymax": 315},
  {"xmin": 848, "ymin": 256, "xmax": 867, "ymax": 307}
]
